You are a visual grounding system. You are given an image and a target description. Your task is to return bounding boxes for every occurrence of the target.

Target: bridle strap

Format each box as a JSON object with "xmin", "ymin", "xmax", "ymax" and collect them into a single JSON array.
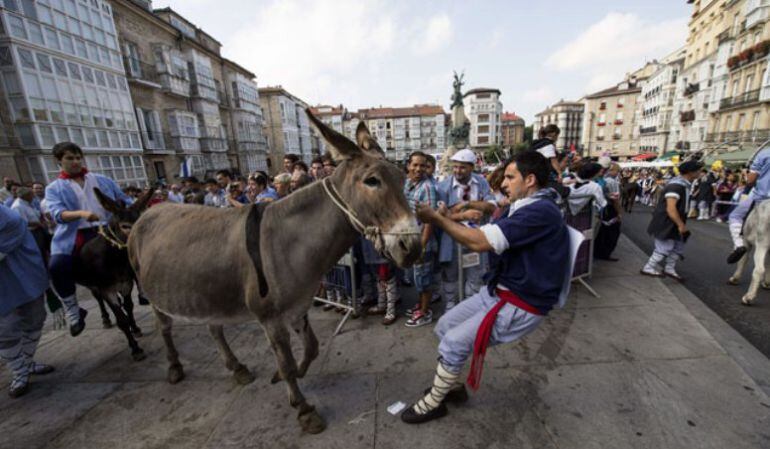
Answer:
[
  {"xmin": 98, "ymin": 224, "xmax": 128, "ymax": 250},
  {"xmin": 320, "ymin": 177, "xmax": 419, "ymax": 253}
]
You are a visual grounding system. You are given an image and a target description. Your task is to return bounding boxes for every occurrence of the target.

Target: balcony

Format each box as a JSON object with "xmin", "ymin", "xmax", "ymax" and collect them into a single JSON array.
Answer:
[
  {"xmin": 680, "ymin": 110, "xmax": 696, "ymax": 123},
  {"xmin": 597, "ymin": 122, "xmax": 606, "ymax": 127},
  {"xmin": 596, "ymin": 136, "xmax": 605, "ymax": 141},
  {"xmin": 599, "ymin": 103, "xmax": 606, "ymax": 110},
  {"xmin": 706, "ymin": 129, "xmax": 770, "ymax": 144},
  {"xmin": 158, "ymin": 71, "xmax": 190, "ymax": 97},
  {"xmin": 612, "ymin": 134, "xmax": 621, "ymax": 140},
  {"xmin": 639, "ymin": 126, "xmax": 657, "ymax": 134},
  {"xmin": 200, "ymin": 137, "xmax": 228, "ymax": 152},
  {"xmin": 675, "ymin": 141, "xmax": 691, "ymax": 150},
  {"xmin": 614, "ymin": 119, "xmax": 624, "ymax": 125},
  {"xmin": 720, "ymin": 89, "xmax": 761, "ymax": 110},
  {"xmin": 684, "ymin": 82, "xmax": 700, "ymax": 96},
  {"xmin": 123, "ymin": 57, "xmax": 161, "ymax": 87}
]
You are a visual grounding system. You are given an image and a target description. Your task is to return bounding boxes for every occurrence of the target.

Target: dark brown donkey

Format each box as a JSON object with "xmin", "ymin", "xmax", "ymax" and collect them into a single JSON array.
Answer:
[
  {"xmin": 76, "ymin": 188, "xmax": 153, "ymax": 361},
  {"xmin": 128, "ymin": 110, "xmax": 422, "ymax": 433}
]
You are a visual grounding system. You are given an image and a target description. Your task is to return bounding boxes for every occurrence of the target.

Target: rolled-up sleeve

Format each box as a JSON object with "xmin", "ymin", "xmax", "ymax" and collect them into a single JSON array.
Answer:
[
  {"xmin": 480, "ymin": 223, "xmax": 508, "ymax": 255},
  {"xmin": 44, "ymin": 184, "xmax": 67, "ymax": 224}
]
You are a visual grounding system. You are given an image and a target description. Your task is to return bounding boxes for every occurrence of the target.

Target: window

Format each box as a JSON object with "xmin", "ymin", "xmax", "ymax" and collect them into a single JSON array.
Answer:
[
  {"xmin": 0, "ymin": 47, "xmax": 12, "ymax": 66},
  {"xmin": 28, "ymin": 22, "xmax": 44, "ymax": 45},
  {"xmin": 7, "ymin": 15, "xmax": 28, "ymax": 40},
  {"xmin": 75, "ymin": 38, "xmax": 87, "ymax": 58},
  {"xmin": 52, "ymin": 57, "xmax": 66, "ymax": 76},
  {"xmin": 477, "ymin": 125, "xmax": 489, "ymax": 133},
  {"xmin": 17, "ymin": 48, "xmax": 35, "ymax": 69},
  {"xmin": 37, "ymin": 5, "xmax": 53, "ymax": 24},
  {"xmin": 81, "ymin": 66, "xmax": 93, "ymax": 83},
  {"xmin": 752, "ymin": 111, "xmax": 760, "ymax": 130},
  {"xmin": 36, "ymin": 53, "xmax": 52, "ymax": 73},
  {"xmin": 60, "ymin": 34, "xmax": 74, "ymax": 54},
  {"xmin": 67, "ymin": 62, "xmax": 80, "ymax": 79},
  {"xmin": 477, "ymin": 113, "xmax": 490, "ymax": 123}
]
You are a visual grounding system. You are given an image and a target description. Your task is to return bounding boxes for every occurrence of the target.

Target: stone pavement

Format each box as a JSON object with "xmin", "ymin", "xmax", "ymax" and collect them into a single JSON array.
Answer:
[{"xmin": 1, "ymin": 236, "xmax": 770, "ymax": 449}]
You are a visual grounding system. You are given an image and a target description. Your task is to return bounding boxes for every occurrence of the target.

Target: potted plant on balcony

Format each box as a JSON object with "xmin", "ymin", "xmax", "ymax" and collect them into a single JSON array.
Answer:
[
  {"xmin": 728, "ymin": 55, "xmax": 740, "ymax": 69},
  {"xmin": 739, "ymin": 48, "xmax": 754, "ymax": 62},
  {"xmin": 754, "ymin": 40, "xmax": 770, "ymax": 58}
]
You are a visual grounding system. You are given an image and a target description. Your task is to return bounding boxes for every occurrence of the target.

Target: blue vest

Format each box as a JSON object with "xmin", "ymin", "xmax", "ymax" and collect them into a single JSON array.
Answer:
[
  {"xmin": 44, "ymin": 174, "xmax": 132, "ymax": 256},
  {"xmin": 0, "ymin": 205, "xmax": 48, "ymax": 316},
  {"xmin": 436, "ymin": 173, "xmax": 495, "ymax": 263}
]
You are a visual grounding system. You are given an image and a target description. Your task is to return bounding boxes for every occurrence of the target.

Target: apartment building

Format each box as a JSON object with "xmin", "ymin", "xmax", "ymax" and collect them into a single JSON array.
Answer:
[
  {"xmin": 463, "ymin": 88, "xmax": 502, "ymax": 149},
  {"xmin": 533, "ymin": 100, "xmax": 584, "ymax": 151},
  {"xmin": 638, "ymin": 47, "xmax": 686, "ymax": 155},
  {"xmin": 259, "ymin": 85, "xmax": 315, "ymax": 172},
  {"xmin": 353, "ymin": 104, "xmax": 446, "ymax": 162},
  {"xmin": 500, "ymin": 112, "xmax": 525, "ymax": 148},
  {"xmin": 583, "ymin": 77, "xmax": 644, "ymax": 159}
]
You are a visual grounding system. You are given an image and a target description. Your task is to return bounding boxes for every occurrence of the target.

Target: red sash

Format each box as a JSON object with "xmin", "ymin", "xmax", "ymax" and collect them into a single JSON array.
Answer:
[{"xmin": 466, "ymin": 289, "xmax": 543, "ymax": 391}]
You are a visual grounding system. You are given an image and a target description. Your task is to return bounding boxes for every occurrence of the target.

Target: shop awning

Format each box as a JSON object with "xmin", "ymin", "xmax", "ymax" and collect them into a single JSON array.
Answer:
[
  {"xmin": 658, "ymin": 151, "xmax": 681, "ymax": 161},
  {"xmin": 631, "ymin": 153, "xmax": 658, "ymax": 161},
  {"xmin": 704, "ymin": 148, "xmax": 755, "ymax": 165}
]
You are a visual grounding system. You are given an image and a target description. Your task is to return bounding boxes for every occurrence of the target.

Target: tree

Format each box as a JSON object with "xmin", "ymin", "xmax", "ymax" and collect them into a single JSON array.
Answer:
[
  {"xmin": 523, "ymin": 125, "xmax": 533, "ymax": 144},
  {"xmin": 484, "ymin": 145, "xmax": 503, "ymax": 165}
]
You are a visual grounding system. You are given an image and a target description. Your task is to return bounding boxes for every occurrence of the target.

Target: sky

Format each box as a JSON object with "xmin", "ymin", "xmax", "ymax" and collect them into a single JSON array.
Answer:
[{"xmin": 153, "ymin": 0, "xmax": 691, "ymax": 123}]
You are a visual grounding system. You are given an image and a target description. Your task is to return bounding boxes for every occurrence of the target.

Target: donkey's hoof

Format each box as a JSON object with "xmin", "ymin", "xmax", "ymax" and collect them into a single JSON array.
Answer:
[
  {"xmin": 727, "ymin": 278, "xmax": 740, "ymax": 286},
  {"xmin": 741, "ymin": 296, "xmax": 755, "ymax": 306},
  {"xmin": 298, "ymin": 406, "xmax": 326, "ymax": 434},
  {"xmin": 233, "ymin": 365, "xmax": 255, "ymax": 385},
  {"xmin": 131, "ymin": 349, "xmax": 146, "ymax": 362},
  {"xmin": 762, "ymin": 282, "xmax": 770, "ymax": 290},
  {"xmin": 168, "ymin": 365, "xmax": 185, "ymax": 384},
  {"xmin": 102, "ymin": 320, "xmax": 113, "ymax": 329},
  {"xmin": 131, "ymin": 327, "xmax": 143, "ymax": 337},
  {"xmin": 270, "ymin": 370, "xmax": 282, "ymax": 384}
]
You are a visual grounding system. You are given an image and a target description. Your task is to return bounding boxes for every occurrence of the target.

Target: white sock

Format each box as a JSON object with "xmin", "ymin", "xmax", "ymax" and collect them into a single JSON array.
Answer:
[
  {"xmin": 729, "ymin": 222, "xmax": 745, "ymax": 249},
  {"xmin": 413, "ymin": 362, "xmax": 460, "ymax": 415},
  {"xmin": 59, "ymin": 295, "xmax": 81, "ymax": 325},
  {"xmin": 643, "ymin": 252, "xmax": 666, "ymax": 273},
  {"xmin": 664, "ymin": 254, "xmax": 679, "ymax": 275},
  {"xmin": 385, "ymin": 277, "xmax": 398, "ymax": 316}
]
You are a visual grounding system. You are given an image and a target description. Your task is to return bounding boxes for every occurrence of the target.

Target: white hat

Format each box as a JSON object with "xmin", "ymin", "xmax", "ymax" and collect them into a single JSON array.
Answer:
[
  {"xmin": 598, "ymin": 156, "xmax": 612, "ymax": 168},
  {"xmin": 451, "ymin": 148, "xmax": 476, "ymax": 165}
]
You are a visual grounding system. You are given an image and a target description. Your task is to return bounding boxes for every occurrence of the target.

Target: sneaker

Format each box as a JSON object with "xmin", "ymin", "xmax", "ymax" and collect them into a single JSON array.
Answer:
[
  {"xmin": 727, "ymin": 246, "xmax": 748, "ymax": 264},
  {"xmin": 405, "ymin": 310, "xmax": 433, "ymax": 328}
]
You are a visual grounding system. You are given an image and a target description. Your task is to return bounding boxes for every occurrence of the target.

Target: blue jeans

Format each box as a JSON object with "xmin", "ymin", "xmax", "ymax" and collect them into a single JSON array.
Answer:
[{"xmin": 412, "ymin": 251, "xmax": 434, "ymax": 294}]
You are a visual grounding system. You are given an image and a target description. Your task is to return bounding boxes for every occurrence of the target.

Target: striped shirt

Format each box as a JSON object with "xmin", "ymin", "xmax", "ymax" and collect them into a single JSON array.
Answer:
[{"xmin": 404, "ymin": 177, "xmax": 438, "ymax": 214}]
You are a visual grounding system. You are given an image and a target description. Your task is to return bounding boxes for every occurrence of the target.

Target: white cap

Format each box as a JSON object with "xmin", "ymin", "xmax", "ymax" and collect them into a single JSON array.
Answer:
[
  {"xmin": 451, "ymin": 148, "xmax": 476, "ymax": 165},
  {"xmin": 598, "ymin": 156, "xmax": 611, "ymax": 168}
]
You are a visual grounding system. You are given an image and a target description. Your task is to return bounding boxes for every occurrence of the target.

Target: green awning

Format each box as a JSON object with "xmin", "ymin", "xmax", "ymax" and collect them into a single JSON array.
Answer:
[
  {"xmin": 658, "ymin": 151, "xmax": 681, "ymax": 160},
  {"xmin": 704, "ymin": 148, "xmax": 755, "ymax": 165}
]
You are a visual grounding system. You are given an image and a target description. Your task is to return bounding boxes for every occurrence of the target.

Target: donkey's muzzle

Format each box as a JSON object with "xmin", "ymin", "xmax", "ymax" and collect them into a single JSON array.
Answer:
[{"xmin": 382, "ymin": 217, "xmax": 422, "ymax": 268}]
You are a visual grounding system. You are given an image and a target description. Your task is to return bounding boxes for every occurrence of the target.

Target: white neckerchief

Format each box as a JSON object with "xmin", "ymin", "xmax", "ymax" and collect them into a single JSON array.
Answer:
[{"xmin": 68, "ymin": 173, "xmax": 108, "ymax": 229}]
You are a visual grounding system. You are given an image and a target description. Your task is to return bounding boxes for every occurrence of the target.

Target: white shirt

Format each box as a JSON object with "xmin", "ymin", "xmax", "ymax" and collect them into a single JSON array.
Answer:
[
  {"xmin": 11, "ymin": 198, "xmax": 41, "ymax": 226},
  {"xmin": 452, "ymin": 176, "xmax": 481, "ymax": 203},
  {"xmin": 68, "ymin": 173, "xmax": 109, "ymax": 229},
  {"xmin": 167, "ymin": 191, "xmax": 184, "ymax": 203},
  {"xmin": 567, "ymin": 180, "xmax": 607, "ymax": 215},
  {"xmin": 536, "ymin": 144, "xmax": 556, "ymax": 159}
]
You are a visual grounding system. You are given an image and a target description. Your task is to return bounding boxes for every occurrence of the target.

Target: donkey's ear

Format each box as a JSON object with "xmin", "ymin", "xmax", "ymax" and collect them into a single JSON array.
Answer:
[
  {"xmin": 306, "ymin": 108, "xmax": 360, "ymax": 161},
  {"xmin": 355, "ymin": 122, "xmax": 385, "ymax": 158},
  {"xmin": 130, "ymin": 188, "xmax": 154, "ymax": 212},
  {"xmin": 93, "ymin": 188, "xmax": 122, "ymax": 214}
]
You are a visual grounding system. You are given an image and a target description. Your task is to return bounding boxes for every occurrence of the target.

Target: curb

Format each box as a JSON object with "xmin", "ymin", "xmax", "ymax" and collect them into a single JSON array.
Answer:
[{"xmin": 619, "ymin": 234, "xmax": 770, "ymax": 397}]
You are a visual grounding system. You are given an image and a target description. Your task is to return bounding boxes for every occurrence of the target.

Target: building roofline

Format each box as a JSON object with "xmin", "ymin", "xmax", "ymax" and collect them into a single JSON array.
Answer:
[
  {"xmin": 463, "ymin": 87, "xmax": 502, "ymax": 97},
  {"xmin": 152, "ymin": 7, "xmax": 223, "ymax": 46}
]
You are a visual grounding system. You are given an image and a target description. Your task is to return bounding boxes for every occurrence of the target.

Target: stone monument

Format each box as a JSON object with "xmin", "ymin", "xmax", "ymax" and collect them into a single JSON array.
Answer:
[{"xmin": 441, "ymin": 71, "xmax": 471, "ymax": 176}]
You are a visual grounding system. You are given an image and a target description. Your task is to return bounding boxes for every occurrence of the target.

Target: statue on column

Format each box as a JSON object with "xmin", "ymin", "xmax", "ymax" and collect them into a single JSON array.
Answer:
[{"xmin": 442, "ymin": 71, "xmax": 471, "ymax": 176}]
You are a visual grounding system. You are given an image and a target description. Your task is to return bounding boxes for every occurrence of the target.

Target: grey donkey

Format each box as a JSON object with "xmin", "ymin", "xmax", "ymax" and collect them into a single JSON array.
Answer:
[{"xmin": 128, "ymin": 109, "xmax": 423, "ymax": 433}]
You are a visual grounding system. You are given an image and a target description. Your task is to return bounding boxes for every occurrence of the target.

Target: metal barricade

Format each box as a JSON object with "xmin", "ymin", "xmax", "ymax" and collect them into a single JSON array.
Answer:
[
  {"xmin": 313, "ymin": 249, "xmax": 358, "ymax": 336},
  {"xmin": 562, "ymin": 195, "xmax": 600, "ymax": 298}
]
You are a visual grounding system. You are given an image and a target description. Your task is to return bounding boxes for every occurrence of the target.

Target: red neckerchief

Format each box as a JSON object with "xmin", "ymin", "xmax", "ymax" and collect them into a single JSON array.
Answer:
[{"xmin": 58, "ymin": 167, "xmax": 89, "ymax": 180}]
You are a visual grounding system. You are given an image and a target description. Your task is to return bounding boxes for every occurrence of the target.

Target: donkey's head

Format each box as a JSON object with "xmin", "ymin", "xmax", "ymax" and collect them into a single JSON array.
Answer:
[
  {"xmin": 307, "ymin": 109, "xmax": 422, "ymax": 267},
  {"xmin": 94, "ymin": 188, "xmax": 153, "ymax": 240}
]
